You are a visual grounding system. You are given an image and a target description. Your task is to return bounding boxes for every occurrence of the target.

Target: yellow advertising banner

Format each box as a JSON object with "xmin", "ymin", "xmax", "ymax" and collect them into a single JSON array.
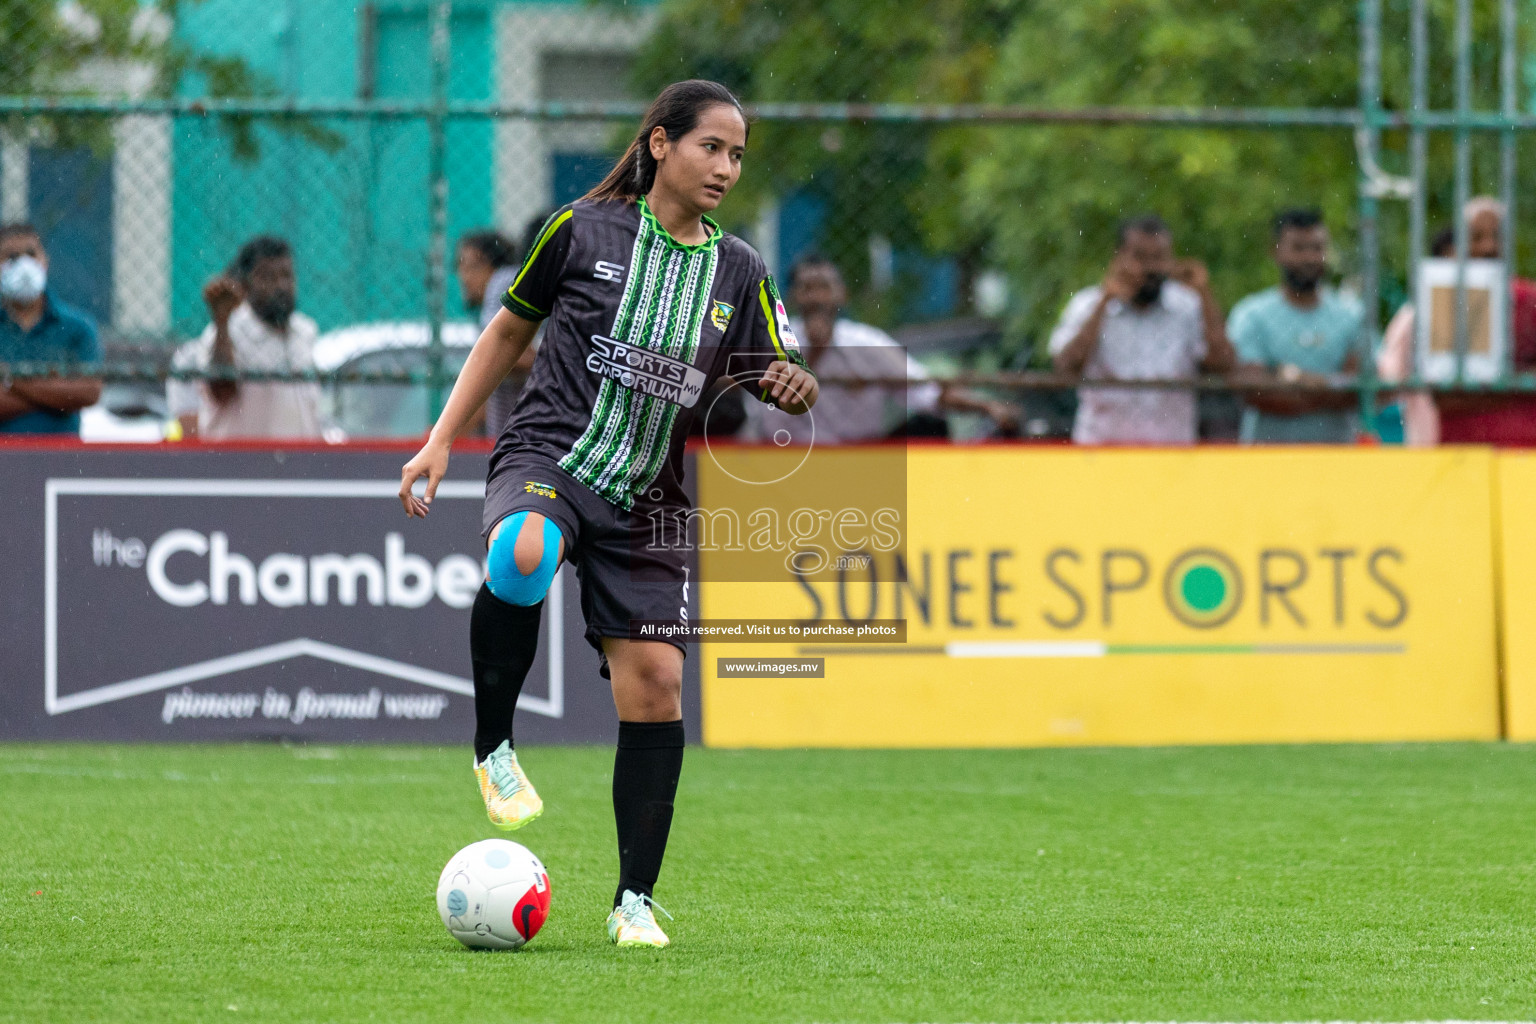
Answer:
[
  {"xmin": 698, "ymin": 447, "xmax": 1500, "ymax": 748},
  {"xmin": 1497, "ymin": 453, "xmax": 1536, "ymax": 739}
]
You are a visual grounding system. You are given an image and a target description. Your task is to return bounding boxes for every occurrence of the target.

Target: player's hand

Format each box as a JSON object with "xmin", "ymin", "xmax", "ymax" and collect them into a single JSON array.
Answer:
[
  {"xmin": 1172, "ymin": 258, "xmax": 1210, "ymax": 291},
  {"xmin": 202, "ymin": 275, "xmax": 244, "ymax": 325},
  {"xmin": 761, "ymin": 360, "xmax": 818, "ymax": 413},
  {"xmin": 399, "ymin": 440, "xmax": 449, "ymax": 518},
  {"xmin": 1101, "ymin": 254, "xmax": 1138, "ymax": 303}
]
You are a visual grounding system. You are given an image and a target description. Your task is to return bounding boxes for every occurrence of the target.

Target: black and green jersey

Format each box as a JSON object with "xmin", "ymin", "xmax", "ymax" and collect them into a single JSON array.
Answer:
[{"xmin": 493, "ymin": 197, "xmax": 809, "ymax": 512}]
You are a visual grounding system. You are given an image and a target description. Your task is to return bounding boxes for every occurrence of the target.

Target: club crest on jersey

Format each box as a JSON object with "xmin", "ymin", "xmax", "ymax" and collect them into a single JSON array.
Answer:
[
  {"xmin": 774, "ymin": 299, "xmax": 801, "ymax": 353},
  {"xmin": 587, "ymin": 334, "xmax": 707, "ymax": 408},
  {"xmin": 710, "ymin": 300, "xmax": 735, "ymax": 332}
]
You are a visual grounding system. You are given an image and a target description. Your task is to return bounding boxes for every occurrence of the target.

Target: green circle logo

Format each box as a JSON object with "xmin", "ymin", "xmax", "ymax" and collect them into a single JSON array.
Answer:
[{"xmin": 1164, "ymin": 548, "xmax": 1243, "ymax": 628}]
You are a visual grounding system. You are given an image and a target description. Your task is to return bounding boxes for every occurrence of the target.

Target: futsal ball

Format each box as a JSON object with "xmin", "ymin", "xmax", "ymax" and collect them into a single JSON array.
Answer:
[{"xmin": 436, "ymin": 838, "xmax": 551, "ymax": 949}]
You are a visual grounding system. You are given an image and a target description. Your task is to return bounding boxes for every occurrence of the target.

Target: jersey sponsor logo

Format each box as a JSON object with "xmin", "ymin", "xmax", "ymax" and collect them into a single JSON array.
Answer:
[
  {"xmin": 710, "ymin": 300, "xmax": 735, "ymax": 332},
  {"xmin": 774, "ymin": 299, "xmax": 802, "ymax": 354},
  {"xmin": 522, "ymin": 481, "xmax": 557, "ymax": 500},
  {"xmin": 586, "ymin": 334, "xmax": 708, "ymax": 408},
  {"xmin": 593, "ymin": 260, "xmax": 626, "ymax": 283}
]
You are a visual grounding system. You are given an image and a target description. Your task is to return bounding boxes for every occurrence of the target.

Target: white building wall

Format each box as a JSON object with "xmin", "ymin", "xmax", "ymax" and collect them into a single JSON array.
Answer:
[
  {"xmin": 0, "ymin": 136, "xmax": 27, "ymax": 223},
  {"xmin": 111, "ymin": 114, "xmax": 172, "ymax": 337},
  {"xmin": 493, "ymin": 5, "xmax": 657, "ymax": 240}
]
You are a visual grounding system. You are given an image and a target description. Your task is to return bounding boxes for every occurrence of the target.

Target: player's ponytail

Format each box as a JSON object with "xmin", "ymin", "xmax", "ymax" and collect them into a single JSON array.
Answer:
[{"xmin": 584, "ymin": 80, "xmax": 748, "ymax": 204}]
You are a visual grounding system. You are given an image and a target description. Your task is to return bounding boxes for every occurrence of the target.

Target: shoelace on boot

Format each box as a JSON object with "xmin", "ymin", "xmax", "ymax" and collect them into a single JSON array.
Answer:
[
  {"xmin": 486, "ymin": 752, "xmax": 525, "ymax": 798},
  {"xmin": 619, "ymin": 892, "xmax": 673, "ymax": 926}
]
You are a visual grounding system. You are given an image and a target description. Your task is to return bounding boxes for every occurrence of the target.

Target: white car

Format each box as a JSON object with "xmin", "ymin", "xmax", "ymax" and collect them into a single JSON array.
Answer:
[
  {"xmin": 79, "ymin": 384, "xmax": 170, "ymax": 443},
  {"xmin": 76, "ymin": 321, "xmax": 480, "ymax": 443},
  {"xmin": 312, "ymin": 320, "xmax": 479, "ymax": 439}
]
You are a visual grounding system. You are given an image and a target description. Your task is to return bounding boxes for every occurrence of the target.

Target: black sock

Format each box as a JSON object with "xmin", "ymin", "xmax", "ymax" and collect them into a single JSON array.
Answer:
[
  {"xmin": 470, "ymin": 584, "xmax": 542, "ymax": 762},
  {"xmin": 612, "ymin": 720, "xmax": 685, "ymax": 906}
]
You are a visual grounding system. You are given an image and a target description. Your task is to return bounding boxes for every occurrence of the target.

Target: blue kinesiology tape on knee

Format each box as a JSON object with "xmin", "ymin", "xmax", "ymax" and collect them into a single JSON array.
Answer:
[{"xmin": 485, "ymin": 512, "xmax": 561, "ymax": 606}]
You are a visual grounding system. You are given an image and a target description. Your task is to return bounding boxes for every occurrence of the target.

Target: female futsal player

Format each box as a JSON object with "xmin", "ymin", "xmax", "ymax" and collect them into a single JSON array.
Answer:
[{"xmin": 398, "ymin": 79, "xmax": 816, "ymax": 948}]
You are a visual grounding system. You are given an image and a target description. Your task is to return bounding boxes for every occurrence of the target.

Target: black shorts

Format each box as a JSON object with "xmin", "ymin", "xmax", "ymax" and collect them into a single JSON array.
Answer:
[{"xmin": 483, "ymin": 452, "xmax": 689, "ymax": 673}]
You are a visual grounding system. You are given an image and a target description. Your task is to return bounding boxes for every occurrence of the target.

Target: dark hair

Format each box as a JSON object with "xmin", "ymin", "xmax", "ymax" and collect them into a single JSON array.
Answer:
[
  {"xmin": 1116, "ymin": 214, "xmax": 1169, "ymax": 248},
  {"xmin": 0, "ymin": 222, "xmax": 40, "ymax": 246},
  {"xmin": 584, "ymin": 80, "xmax": 747, "ymax": 204},
  {"xmin": 458, "ymin": 230, "xmax": 518, "ymax": 269},
  {"xmin": 788, "ymin": 252, "xmax": 840, "ymax": 288},
  {"xmin": 1430, "ymin": 225, "xmax": 1456, "ymax": 258},
  {"xmin": 1273, "ymin": 207, "xmax": 1325, "ymax": 239},
  {"xmin": 232, "ymin": 235, "xmax": 292, "ymax": 281}
]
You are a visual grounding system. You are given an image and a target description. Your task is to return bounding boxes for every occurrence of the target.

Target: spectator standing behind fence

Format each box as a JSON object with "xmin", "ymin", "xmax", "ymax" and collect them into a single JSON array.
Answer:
[
  {"xmin": 0, "ymin": 223, "xmax": 102, "ymax": 434},
  {"xmin": 1377, "ymin": 227, "xmax": 1453, "ymax": 445},
  {"xmin": 457, "ymin": 229, "xmax": 533, "ymax": 436},
  {"xmin": 1378, "ymin": 197, "xmax": 1536, "ymax": 446},
  {"xmin": 1227, "ymin": 209, "xmax": 1362, "ymax": 444},
  {"xmin": 1050, "ymin": 215, "xmax": 1236, "ymax": 445},
  {"xmin": 745, "ymin": 255, "xmax": 1017, "ymax": 443},
  {"xmin": 168, "ymin": 236, "xmax": 325, "ymax": 440}
]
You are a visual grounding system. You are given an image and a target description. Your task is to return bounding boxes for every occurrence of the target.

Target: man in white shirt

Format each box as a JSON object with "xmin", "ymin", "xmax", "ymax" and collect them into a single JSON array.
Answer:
[
  {"xmin": 1049, "ymin": 215, "xmax": 1236, "ymax": 445},
  {"xmin": 745, "ymin": 256, "xmax": 1017, "ymax": 444},
  {"xmin": 169, "ymin": 235, "xmax": 326, "ymax": 440}
]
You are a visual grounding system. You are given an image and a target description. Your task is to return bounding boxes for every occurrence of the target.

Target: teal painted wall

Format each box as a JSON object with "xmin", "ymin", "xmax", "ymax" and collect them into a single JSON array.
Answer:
[{"xmin": 170, "ymin": 0, "xmax": 493, "ymax": 337}]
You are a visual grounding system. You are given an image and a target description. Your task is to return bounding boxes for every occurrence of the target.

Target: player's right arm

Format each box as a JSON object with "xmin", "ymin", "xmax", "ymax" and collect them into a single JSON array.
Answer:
[
  {"xmin": 1051, "ymin": 257, "xmax": 1136, "ymax": 376},
  {"xmin": 400, "ymin": 207, "xmax": 575, "ymax": 517},
  {"xmin": 399, "ymin": 308, "xmax": 538, "ymax": 517}
]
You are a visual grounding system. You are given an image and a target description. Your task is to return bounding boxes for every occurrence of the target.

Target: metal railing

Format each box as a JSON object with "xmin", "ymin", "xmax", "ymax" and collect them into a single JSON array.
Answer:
[{"xmin": 0, "ymin": 0, "xmax": 1528, "ymax": 434}]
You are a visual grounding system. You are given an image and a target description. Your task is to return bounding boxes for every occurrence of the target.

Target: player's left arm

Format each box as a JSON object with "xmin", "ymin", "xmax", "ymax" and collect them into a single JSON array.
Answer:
[
  {"xmin": 762, "ymin": 359, "xmax": 817, "ymax": 415},
  {"xmin": 399, "ymin": 308, "xmax": 539, "ymax": 517},
  {"xmin": 747, "ymin": 274, "xmax": 817, "ymax": 415}
]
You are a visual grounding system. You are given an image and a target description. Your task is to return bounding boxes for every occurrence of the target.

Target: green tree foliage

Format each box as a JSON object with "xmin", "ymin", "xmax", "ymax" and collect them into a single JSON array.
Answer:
[
  {"xmin": 642, "ymin": 0, "xmax": 1533, "ymax": 360},
  {"xmin": 967, "ymin": 0, "xmax": 1536, "ymax": 357},
  {"xmin": 0, "ymin": 0, "xmax": 336, "ymax": 160},
  {"xmin": 967, "ymin": 0, "xmax": 1360, "ymax": 351},
  {"xmin": 631, "ymin": 0, "xmax": 1016, "ymax": 328}
]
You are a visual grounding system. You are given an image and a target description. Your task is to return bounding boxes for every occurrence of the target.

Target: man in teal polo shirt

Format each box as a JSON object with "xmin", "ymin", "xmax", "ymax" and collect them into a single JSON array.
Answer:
[
  {"xmin": 1229, "ymin": 209, "xmax": 1362, "ymax": 443},
  {"xmin": 0, "ymin": 223, "xmax": 102, "ymax": 434}
]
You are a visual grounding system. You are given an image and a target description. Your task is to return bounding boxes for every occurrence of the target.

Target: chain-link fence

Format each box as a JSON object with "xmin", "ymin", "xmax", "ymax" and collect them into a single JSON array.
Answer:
[{"xmin": 2, "ymin": 0, "xmax": 1535, "ymax": 440}]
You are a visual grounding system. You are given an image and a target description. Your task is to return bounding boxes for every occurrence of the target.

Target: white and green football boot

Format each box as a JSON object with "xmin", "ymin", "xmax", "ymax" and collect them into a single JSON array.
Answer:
[
  {"xmin": 606, "ymin": 889, "xmax": 672, "ymax": 948},
  {"xmin": 472, "ymin": 740, "xmax": 543, "ymax": 831}
]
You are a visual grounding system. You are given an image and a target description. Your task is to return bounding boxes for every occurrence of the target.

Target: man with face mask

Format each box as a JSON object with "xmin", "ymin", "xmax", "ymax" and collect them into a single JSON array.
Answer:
[
  {"xmin": 0, "ymin": 223, "xmax": 102, "ymax": 434},
  {"xmin": 1050, "ymin": 215, "xmax": 1236, "ymax": 445},
  {"xmin": 1228, "ymin": 209, "xmax": 1362, "ymax": 443},
  {"xmin": 167, "ymin": 235, "xmax": 325, "ymax": 439}
]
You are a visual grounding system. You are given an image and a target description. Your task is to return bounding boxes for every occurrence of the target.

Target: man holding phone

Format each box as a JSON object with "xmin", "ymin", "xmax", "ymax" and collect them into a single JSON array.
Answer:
[{"xmin": 1050, "ymin": 214, "xmax": 1236, "ymax": 445}]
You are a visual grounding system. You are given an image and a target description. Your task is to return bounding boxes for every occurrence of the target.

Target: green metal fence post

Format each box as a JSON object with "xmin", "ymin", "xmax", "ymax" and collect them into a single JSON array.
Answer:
[
  {"xmin": 426, "ymin": 0, "xmax": 451, "ymax": 424},
  {"xmin": 1502, "ymin": 0, "xmax": 1519, "ymax": 378},
  {"xmin": 1409, "ymin": 0, "xmax": 1427, "ymax": 382},
  {"xmin": 1452, "ymin": 0, "xmax": 1473, "ymax": 381},
  {"xmin": 1358, "ymin": 0, "xmax": 1384, "ymax": 432}
]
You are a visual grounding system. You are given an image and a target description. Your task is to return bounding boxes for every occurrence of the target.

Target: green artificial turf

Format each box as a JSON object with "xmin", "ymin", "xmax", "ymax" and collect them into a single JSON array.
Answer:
[{"xmin": 3, "ymin": 742, "xmax": 1536, "ymax": 1023}]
